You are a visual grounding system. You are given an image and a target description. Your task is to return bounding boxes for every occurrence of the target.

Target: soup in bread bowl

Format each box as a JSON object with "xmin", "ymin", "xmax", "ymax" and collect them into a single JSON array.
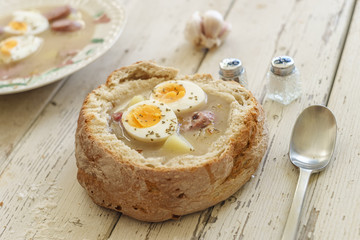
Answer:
[{"xmin": 75, "ymin": 61, "xmax": 268, "ymax": 222}]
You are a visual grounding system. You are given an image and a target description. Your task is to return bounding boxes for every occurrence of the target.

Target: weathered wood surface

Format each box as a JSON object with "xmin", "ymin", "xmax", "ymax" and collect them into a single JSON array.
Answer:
[
  {"xmin": 310, "ymin": 1, "xmax": 360, "ymax": 239},
  {"xmin": 0, "ymin": 0, "xmax": 230, "ymax": 239},
  {"xmin": 0, "ymin": 0, "xmax": 359, "ymax": 239},
  {"xmin": 0, "ymin": 81, "xmax": 63, "ymax": 162}
]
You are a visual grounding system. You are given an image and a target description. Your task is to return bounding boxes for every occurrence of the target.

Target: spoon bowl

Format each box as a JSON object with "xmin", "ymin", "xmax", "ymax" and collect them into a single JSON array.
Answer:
[
  {"xmin": 290, "ymin": 105, "xmax": 337, "ymax": 171},
  {"xmin": 282, "ymin": 105, "xmax": 337, "ymax": 240}
]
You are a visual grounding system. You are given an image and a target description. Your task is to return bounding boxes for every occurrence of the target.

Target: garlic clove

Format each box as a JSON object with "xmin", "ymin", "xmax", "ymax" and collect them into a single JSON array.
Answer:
[
  {"xmin": 184, "ymin": 10, "xmax": 231, "ymax": 49},
  {"xmin": 200, "ymin": 35, "xmax": 220, "ymax": 49},
  {"xmin": 218, "ymin": 21, "xmax": 232, "ymax": 41},
  {"xmin": 184, "ymin": 11, "xmax": 202, "ymax": 46},
  {"xmin": 202, "ymin": 10, "xmax": 225, "ymax": 38}
]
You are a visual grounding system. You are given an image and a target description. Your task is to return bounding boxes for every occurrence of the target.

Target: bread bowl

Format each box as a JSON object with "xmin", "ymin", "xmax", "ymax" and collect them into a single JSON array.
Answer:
[{"xmin": 75, "ymin": 61, "xmax": 268, "ymax": 222}]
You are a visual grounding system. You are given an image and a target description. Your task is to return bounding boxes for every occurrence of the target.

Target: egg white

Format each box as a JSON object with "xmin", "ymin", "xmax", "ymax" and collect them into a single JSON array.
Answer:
[
  {"xmin": 4, "ymin": 10, "xmax": 49, "ymax": 35},
  {"xmin": 0, "ymin": 35, "xmax": 43, "ymax": 64},
  {"xmin": 150, "ymin": 80, "xmax": 207, "ymax": 115},
  {"xmin": 121, "ymin": 100, "xmax": 178, "ymax": 143}
]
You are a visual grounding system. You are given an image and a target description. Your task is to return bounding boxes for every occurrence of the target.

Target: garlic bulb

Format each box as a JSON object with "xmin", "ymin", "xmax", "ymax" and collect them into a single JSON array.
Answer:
[{"xmin": 184, "ymin": 10, "xmax": 231, "ymax": 49}]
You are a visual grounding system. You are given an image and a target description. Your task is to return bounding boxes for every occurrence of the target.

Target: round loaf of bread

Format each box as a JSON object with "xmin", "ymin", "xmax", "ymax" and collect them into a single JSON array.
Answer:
[{"xmin": 75, "ymin": 61, "xmax": 268, "ymax": 222}]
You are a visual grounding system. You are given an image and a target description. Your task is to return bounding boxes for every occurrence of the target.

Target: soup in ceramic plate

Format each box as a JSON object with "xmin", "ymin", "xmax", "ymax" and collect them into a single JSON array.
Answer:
[{"xmin": 0, "ymin": 5, "xmax": 97, "ymax": 81}]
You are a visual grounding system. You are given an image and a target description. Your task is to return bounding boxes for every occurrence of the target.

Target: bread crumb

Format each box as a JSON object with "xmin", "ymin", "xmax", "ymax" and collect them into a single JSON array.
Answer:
[{"xmin": 0, "ymin": 201, "xmax": 3, "ymax": 207}]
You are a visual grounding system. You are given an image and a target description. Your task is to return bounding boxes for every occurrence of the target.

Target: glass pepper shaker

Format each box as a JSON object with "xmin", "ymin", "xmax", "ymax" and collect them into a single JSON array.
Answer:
[
  {"xmin": 219, "ymin": 58, "xmax": 248, "ymax": 87},
  {"xmin": 265, "ymin": 56, "xmax": 301, "ymax": 105}
]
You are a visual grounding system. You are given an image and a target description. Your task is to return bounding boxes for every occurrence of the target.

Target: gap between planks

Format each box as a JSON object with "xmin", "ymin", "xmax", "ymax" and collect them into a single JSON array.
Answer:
[
  {"xmin": 106, "ymin": 0, "xmax": 356, "ymax": 238},
  {"xmin": 0, "ymin": 77, "xmax": 68, "ymax": 176},
  {"xmin": 104, "ymin": 0, "xmax": 237, "ymax": 239},
  {"xmin": 296, "ymin": 0, "xmax": 357, "ymax": 239},
  {"xmin": 189, "ymin": 0, "xmax": 358, "ymax": 239},
  {"xmin": 325, "ymin": 0, "xmax": 357, "ymax": 106},
  {"xmin": 262, "ymin": 1, "xmax": 358, "ymax": 239},
  {"xmin": 192, "ymin": 0, "xmax": 236, "ymax": 75}
]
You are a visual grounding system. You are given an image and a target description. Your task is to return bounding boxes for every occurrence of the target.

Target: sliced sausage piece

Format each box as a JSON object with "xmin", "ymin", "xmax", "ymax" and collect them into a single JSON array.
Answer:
[
  {"xmin": 94, "ymin": 14, "xmax": 111, "ymax": 24},
  {"xmin": 59, "ymin": 49, "xmax": 79, "ymax": 58},
  {"xmin": 43, "ymin": 5, "xmax": 72, "ymax": 22},
  {"xmin": 181, "ymin": 111, "xmax": 215, "ymax": 131},
  {"xmin": 112, "ymin": 112, "xmax": 123, "ymax": 122},
  {"xmin": 0, "ymin": 63, "xmax": 24, "ymax": 80},
  {"xmin": 51, "ymin": 19, "xmax": 83, "ymax": 32}
]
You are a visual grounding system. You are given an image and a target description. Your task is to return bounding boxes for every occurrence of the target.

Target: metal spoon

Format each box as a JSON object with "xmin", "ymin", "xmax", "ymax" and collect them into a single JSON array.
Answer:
[{"xmin": 281, "ymin": 105, "xmax": 337, "ymax": 240}]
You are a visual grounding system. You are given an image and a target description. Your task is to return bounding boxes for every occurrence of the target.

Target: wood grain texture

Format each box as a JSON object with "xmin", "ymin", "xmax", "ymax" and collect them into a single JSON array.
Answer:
[
  {"xmin": 0, "ymin": 0, "xmax": 231, "ymax": 239},
  {"xmin": 0, "ymin": 70, "xmax": 119, "ymax": 239},
  {"xmin": 0, "ymin": 0, "xmax": 359, "ymax": 239},
  {"xmin": 302, "ymin": 1, "xmax": 360, "ymax": 239},
  {"xmin": 109, "ymin": 0, "xmax": 356, "ymax": 239},
  {"xmin": 196, "ymin": 0, "xmax": 356, "ymax": 239},
  {"xmin": 0, "ymin": 81, "xmax": 64, "ymax": 162}
]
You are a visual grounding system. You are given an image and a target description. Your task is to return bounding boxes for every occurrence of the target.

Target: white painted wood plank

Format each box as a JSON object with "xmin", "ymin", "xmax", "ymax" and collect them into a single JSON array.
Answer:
[
  {"xmin": 1, "ymin": 0, "xmax": 356, "ymax": 239},
  {"xmin": 0, "ymin": 81, "xmax": 64, "ymax": 162},
  {"xmin": 301, "ymin": 1, "xmax": 360, "ymax": 239},
  {"xmin": 195, "ymin": 0, "xmax": 356, "ymax": 239},
  {"xmin": 0, "ymin": 0, "xmax": 223, "ymax": 239},
  {"xmin": 107, "ymin": 0, "xmax": 233, "ymax": 239},
  {"xmin": 112, "ymin": 0, "xmax": 355, "ymax": 239},
  {"xmin": 0, "ymin": 68, "xmax": 119, "ymax": 239}
]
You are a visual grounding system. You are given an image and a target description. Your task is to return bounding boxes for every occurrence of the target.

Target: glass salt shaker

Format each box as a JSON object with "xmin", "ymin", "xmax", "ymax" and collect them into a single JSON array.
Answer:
[
  {"xmin": 265, "ymin": 56, "xmax": 301, "ymax": 105},
  {"xmin": 219, "ymin": 58, "xmax": 248, "ymax": 87}
]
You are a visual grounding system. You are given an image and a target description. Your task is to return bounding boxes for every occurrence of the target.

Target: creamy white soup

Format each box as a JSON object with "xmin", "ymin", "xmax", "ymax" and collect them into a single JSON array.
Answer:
[{"xmin": 109, "ymin": 90, "xmax": 231, "ymax": 161}]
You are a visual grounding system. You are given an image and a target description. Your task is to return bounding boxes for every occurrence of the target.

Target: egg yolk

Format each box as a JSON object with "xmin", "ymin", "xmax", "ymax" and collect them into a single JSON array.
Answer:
[
  {"xmin": 153, "ymin": 83, "xmax": 186, "ymax": 103},
  {"xmin": 126, "ymin": 104, "xmax": 162, "ymax": 128},
  {"xmin": 9, "ymin": 21, "xmax": 28, "ymax": 32},
  {"xmin": 0, "ymin": 39, "xmax": 18, "ymax": 56}
]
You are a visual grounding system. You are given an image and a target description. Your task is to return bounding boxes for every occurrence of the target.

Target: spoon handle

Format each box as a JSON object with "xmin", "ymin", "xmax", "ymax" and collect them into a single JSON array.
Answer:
[{"xmin": 281, "ymin": 168, "xmax": 312, "ymax": 240}]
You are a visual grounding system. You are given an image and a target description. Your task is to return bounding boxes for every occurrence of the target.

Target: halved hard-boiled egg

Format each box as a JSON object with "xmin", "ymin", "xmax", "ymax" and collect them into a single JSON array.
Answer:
[
  {"xmin": 4, "ymin": 11, "xmax": 49, "ymax": 35},
  {"xmin": 150, "ymin": 80, "xmax": 207, "ymax": 114},
  {"xmin": 0, "ymin": 35, "xmax": 43, "ymax": 63},
  {"xmin": 121, "ymin": 100, "xmax": 178, "ymax": 143}
]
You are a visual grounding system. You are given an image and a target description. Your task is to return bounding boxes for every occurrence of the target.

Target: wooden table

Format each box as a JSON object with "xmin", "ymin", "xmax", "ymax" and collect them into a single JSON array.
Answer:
[{"xmin": 1, "ymin": 0, "xmax": 360, "ymax": 239}]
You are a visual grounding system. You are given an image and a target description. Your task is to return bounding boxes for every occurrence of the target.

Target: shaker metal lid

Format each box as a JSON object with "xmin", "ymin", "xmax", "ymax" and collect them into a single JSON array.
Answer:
[
  {"xmin": 219, "ymin": 58, "xmax": 243, "ymax": 78},
  {"xmin": 270, "ymin": 56, "xmax": 295, "ymax": 76}
]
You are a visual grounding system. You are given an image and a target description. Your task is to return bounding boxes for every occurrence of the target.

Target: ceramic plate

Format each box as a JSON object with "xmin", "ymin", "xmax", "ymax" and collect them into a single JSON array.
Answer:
[{"xmin": 0, "ymin": 0, "xmax": 126, "ymax": 95}]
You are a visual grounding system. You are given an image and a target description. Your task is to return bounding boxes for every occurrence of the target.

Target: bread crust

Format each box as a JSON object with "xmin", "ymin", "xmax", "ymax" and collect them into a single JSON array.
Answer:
[{"xmin": 75, "ymin": 61, "xmax": 268, "ymax": 222}]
